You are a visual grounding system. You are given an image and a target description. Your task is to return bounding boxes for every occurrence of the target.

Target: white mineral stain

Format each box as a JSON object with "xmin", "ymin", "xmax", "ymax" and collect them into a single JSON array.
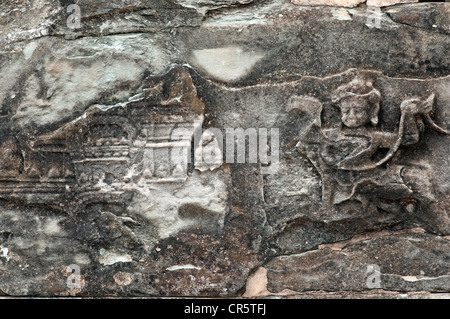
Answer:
[
  {"xmin": 124, "ymin": 168, "xmax": 228, "ymax": 244},
  {"xmin": 401, "ymin": 275, "xmax": 450, "ymax": 282},
  {"xmin": 0, "ymin": 246, "xmax": 10, "ymax": 262},
  {"xmin": 166, "ymin": 264, "xmax": 202, "ymax": 271},
  {"xmin": 191, "ymin": 46, "xmax": 264, "ymax": 82},
  {"xmin": 23, "ymin": 41, "xmax": 38, "ymax": 60},
  {"xmin": 332, "ymin": 8, "xmax": 353, "ymax": 21},
  {"xmin": 43, "ymin": 218, "xmax": 62, "ymax": 235},
  {"xmin": 402, "ymin": 276, "xmax": 419, "ymax": 282},
  {"xmin": 13, "ymin": 58, "xmax": 142, "ymax": 127},
  {"xmin": 99, "ymin": 249, "xmax": 132, "ymax": 266},
  {"xmin": 74, "ymin": 253, "xmax": 91, "ymax": 265}
]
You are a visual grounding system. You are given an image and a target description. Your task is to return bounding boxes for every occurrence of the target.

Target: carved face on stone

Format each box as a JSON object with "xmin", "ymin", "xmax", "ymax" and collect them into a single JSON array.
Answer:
[
  {"xmin": 333, "ymin": 79, "xmax": 381, "ymax": 129},
  {"xmin": 339, "ymin": 96, "xmax": 374, "ymax": 128}
]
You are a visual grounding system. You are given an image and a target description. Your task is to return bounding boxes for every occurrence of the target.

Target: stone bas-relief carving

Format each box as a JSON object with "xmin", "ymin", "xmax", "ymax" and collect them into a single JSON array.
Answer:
[
  {"xmin": 0, "ymin": 68, "xmax": 241, "ymax": 296},
  {"xmin": 1, "ymin": 65, "xmax": 449, "ymax": 297},
  {"xmin": 297, "ymin": 75, "xmax": 449, "ymax": 218},
  {"xmin": 192, "ymin": 68, "xmax": 449, "ymax": 265},
  {"xmin": 1, "ymin": 1, "xmax": 450, "ymax": 298},
  {"xmin": 0, "ymin": 68, "xmax": 227, "ymax": 246},
  {"xmin": 1, "ymin": 66, "xmax": 450, "ymax": 297}
]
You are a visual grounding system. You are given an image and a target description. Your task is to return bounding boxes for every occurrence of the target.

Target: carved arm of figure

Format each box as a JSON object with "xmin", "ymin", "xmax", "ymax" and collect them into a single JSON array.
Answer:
[
  {"xmin": 401, "ymin": 93, "xmax": 449, "ymax": 135},
  {"xmin": 395, "ymin": 93, "xmax": 449, "ymax": 147},
  {"xmin": 335, "ymin": 131, "xmax": 396, "ymax": 170}
]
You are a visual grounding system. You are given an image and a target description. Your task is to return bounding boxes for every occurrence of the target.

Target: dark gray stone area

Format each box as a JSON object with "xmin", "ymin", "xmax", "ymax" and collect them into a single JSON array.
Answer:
[{"xmin": 0, "ymin": 0, "xmax": 449, "ymax": 297}]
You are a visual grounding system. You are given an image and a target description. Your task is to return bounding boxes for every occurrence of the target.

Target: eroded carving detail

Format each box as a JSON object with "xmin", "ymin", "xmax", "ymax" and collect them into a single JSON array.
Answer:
[
  {"xmin": 0, "ymin": 67, "xmax": 228, "ymax": 249},
  {"xmin": 296, "ymin": 74, "xmax": 449, "ymax": 215}
]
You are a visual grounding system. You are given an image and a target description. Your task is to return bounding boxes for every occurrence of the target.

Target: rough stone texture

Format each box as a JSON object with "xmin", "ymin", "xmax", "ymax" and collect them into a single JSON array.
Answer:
[
  {"xmin": 291, "ymin": 0, "xmax": 365, "ymax": 8},
  {"xmin": 291, "ymin": 0, "xmax": 418, "ymax": 7},
  {"xmin": 266, "ymin": 230, "xmax": 450, "ymax": 293},
  {"xmin": 366, "ymin": 0, "xmax": 418, "ymax": 7},
  {"xmin": 385, "ymin": 3, "xmax": 450, "ymax": 33},
  {"xmin": 0, "ymin": 0, "xmax": 449, "ymax": 297}
]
